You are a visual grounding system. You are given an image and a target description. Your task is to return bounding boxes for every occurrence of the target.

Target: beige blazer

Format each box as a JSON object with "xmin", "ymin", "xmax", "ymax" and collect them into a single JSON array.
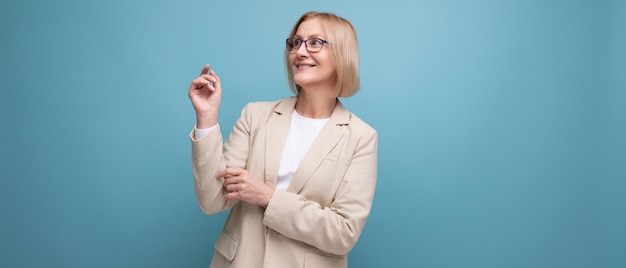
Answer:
[{"xmin": 190, "ymin": 97, "xmax": 378, "ymax": 268}]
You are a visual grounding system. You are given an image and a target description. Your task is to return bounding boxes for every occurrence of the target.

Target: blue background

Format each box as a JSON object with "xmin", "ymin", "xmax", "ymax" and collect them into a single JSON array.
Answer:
[{"xmin": 1, "ymin": 0, "xmax": 624, "ymax": 267}]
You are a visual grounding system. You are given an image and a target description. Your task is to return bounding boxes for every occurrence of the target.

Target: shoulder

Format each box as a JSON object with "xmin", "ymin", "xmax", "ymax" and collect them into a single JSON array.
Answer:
[
  {"xmin": 336, "ymin": 100, "xmax": 376, "ymax": 136},
  {"xmin": 235, "ymin": 97, "xmax": 296, "ymax": 130},
  {"xmin": 340, "ymin": 109, "xmax": 378, "ymax": 157},
  {"xmin": 241, "ymin": 97, "xmax": 296, "ymax": 116},
  {"xmin": 347, "ymin": 112, "xmax": 378, "ymax": 139}
]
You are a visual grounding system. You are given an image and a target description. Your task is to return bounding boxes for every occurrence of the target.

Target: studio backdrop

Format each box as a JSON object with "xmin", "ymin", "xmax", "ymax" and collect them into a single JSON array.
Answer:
[{"xmin": 1, "ymin": 0, "xmax": 624, "ymax": 267}]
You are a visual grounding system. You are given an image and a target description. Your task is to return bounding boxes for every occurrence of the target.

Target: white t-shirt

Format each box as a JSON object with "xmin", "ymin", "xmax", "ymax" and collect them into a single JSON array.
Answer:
[{"xmin": 276, "ymin": 110, "xmax": 329, "ymax": 190}]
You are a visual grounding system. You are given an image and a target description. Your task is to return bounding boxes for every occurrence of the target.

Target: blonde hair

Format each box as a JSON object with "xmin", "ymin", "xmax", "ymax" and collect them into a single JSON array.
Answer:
[{"xmin": 284, "ymin": 11, "xmax": 360, "ymax": 98}]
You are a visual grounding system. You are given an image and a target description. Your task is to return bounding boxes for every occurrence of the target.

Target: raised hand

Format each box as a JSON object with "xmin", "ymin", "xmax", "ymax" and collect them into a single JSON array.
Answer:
[{"xmin": 188, "ymin": 64, "xmax": 222, "ymax": 128}]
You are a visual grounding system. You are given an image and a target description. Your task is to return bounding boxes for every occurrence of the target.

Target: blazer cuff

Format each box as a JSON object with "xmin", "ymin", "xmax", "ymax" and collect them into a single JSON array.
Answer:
[{"xmin": 190, "ymin": 123, "xmax": 219, "ymax": 141}]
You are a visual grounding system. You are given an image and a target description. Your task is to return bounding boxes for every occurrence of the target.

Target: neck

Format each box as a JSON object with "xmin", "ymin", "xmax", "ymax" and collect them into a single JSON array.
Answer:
[{"xmin": 295, "ymin": 90, "xmax": 337, "ymax": 119}]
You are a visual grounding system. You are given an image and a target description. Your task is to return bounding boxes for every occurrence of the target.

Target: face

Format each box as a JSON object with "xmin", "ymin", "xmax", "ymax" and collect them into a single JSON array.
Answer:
[{"xmin": 288, "ymin": 18, "xmax": 337, "ymax": 92}]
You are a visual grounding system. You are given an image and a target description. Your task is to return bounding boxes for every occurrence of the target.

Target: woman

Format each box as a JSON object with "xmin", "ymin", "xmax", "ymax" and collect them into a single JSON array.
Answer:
[{"xmin": 188, "ymin": 11, "xmax": 377, "ymax": 268}]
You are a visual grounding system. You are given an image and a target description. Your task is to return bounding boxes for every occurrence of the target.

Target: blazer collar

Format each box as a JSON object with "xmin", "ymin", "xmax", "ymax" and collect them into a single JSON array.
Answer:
[
  {"xmin": 273, "ymin": 96, "xmax": 351, "ymax": 125},
  {"xmin": 267, "ymin": 97, "xmax": 351, "ymax": 193}
]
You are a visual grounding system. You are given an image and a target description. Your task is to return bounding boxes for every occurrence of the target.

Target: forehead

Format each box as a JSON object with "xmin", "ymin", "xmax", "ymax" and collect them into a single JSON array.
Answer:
[{"xmin": 295, "ymin": 18, "xmax": 325, "ymax": 38}]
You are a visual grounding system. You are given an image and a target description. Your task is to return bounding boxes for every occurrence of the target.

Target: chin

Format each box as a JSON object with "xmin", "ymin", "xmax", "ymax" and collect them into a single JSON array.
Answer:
[{"xmin": 293, "ymin": 76, "xmax": 314, "ymax": 87}]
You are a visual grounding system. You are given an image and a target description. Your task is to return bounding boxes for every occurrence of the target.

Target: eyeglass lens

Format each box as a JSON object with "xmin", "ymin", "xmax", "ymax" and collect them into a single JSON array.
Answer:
[{"xmin": 286, "ymin": 38, "xmax": 325, "ymax": 52}]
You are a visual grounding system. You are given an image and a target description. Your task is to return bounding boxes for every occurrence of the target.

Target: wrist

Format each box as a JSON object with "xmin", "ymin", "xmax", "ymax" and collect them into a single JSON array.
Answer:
[
  {"xmin": 196, "ymin": 114, "xmax": 217, "ymax": 129},
  {"xmin": 196, "ymin": 121, "xmax": 217, "ymax": 129},
  {"xmin": 263, "ymin": 189, "xmax": 275, "ymax": 208}
]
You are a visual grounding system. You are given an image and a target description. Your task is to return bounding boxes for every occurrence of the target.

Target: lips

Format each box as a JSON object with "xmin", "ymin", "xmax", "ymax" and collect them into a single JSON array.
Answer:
[{"xmin": 296, "ymin": 63, "xmax": 316, "ymax": 70}]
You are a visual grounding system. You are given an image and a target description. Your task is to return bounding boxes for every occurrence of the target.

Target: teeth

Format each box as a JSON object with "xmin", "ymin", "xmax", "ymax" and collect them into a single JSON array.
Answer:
[{"xmin": 297, "ymin": 65, "xmax": 313, "ymax": 69}]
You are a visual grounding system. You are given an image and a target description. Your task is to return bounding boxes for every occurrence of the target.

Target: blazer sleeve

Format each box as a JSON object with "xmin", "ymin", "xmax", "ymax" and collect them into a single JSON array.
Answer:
[
  {"xmin": 190, "ymin": 105, "xmax": 254, "ymax": 214},
  {"xmin": 263, "ymin": 125, "xmax": 378, "ymax": 255}
]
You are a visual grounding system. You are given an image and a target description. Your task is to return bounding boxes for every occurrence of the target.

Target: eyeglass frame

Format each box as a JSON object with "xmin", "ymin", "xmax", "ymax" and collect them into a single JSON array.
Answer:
[{"xmin": 285, "ymin": 38, "xmax": 329, "ymax": 52}]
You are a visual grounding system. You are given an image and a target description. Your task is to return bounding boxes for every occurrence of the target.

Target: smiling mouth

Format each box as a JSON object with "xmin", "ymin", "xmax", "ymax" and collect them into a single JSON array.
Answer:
[{"xmin": 296, "ymin": 64, "xmax": 315, "ymax": 69}]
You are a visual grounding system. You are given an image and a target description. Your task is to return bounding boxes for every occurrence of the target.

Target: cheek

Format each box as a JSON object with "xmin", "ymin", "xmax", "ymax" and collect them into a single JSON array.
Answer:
[
  {"xmin": 319, "ymin": 54, "xmax": 335, "ymax": 71},
  {"xmin": 288, "ymin": 53, "xmax": 296, "ymax": 65}
]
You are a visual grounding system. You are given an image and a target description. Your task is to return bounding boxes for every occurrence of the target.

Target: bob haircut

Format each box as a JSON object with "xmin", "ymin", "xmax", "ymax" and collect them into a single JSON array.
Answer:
[{"xmin": 284, "ymin": 11, "xmax": 360, "ymax": 98}]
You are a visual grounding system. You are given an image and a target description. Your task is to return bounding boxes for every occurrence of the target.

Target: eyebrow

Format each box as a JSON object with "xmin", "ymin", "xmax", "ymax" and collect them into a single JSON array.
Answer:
[{"xmin": 293, "ymin": 34, "xmax": 325, "ymax": 39}]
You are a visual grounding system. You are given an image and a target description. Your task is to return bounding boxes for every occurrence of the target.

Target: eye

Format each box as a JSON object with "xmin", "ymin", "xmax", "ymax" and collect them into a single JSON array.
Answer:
[
  {"xmin": 286, "ymin": 38, "xmax": 302, "ymax": 50},
  {"xmin": 310, "ymin": 38, "xmax": 324, "ymax": 46}
]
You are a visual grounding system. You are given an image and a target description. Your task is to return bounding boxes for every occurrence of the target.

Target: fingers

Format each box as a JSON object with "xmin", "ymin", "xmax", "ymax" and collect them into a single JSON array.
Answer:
[
  {"xmin": 191, "ymin": 65, "xmax": 220, "ymax": 91},
  {"xmin": 219, "ymin": 168, "xmax": 244, "ymax": 196},
  {"xmin": 211, "ymin": 70, "xmax": 222, "ymax": 89},
  {"xmin": 216, "ymin": 167, "xmax": 272, "ymax": 207},
  {"xmin": 190, "ymin": 76, "xmax": 211, "ymax": 91},
  {"xmin": 224, "ymin": 183, "xmax": 239, "ymax": 192},
  {"xmin": 223, "ymin": 191, "xmax": 242, "ymax": 201},
  {"xmin": 218, "ymin": 168, "xmax": 247, "ymax": 192},
  {"xmin": 199, "ymin": 64, "xmax": 219, "ymax": 82},
  {"xmin": 199, "ymin": 71, "xmax": 220, "ymax": 91},
  {"xmin": 205, "ymin": 69, "xmax": 221, "ymax": 90},
  {"xmin": 199, "ymin": 64, "xmax": 210, "ymax": 76},
  {"xmin": 216, "ymin": 167, "xmax": 243, "ymax": 179}
]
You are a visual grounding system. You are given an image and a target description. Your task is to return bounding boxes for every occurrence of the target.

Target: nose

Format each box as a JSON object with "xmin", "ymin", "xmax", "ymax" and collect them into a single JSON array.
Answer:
[{"xmin": 295, "ymin": 43, "xmax": 309, "ymax": 57}]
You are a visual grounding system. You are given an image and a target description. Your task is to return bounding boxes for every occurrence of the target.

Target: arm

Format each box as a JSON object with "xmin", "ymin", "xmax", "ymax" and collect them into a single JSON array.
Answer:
[
  {"xmin": 190, "ymin": 125, "xmax": 237, "ymax": 214},
  {"xmin": 191, "ymin": 103, "xmax": 260, "ymax": 214},
  {"xmin": 189, "ymin": 64, "xmax": 238, "ymax": 214},
  {"xmin": 263, "ymin": 128, "xmax": 378, "ymax": 255}
]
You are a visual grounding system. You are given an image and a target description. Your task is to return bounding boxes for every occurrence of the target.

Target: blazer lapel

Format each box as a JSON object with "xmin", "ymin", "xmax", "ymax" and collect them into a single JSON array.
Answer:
[
  {"xmin": 287, "ymin": 100, "xmax": 351, "ymax": 193},
  {"xmin": 263, "ymin": 97, "xmax": 297, "ymax": 188}
]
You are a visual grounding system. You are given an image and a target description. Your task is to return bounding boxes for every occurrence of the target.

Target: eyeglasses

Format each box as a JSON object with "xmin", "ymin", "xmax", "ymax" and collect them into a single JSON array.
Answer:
[{"xmin": 285, "ymin": 38, "xmax": 328, "ymax": 52}]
